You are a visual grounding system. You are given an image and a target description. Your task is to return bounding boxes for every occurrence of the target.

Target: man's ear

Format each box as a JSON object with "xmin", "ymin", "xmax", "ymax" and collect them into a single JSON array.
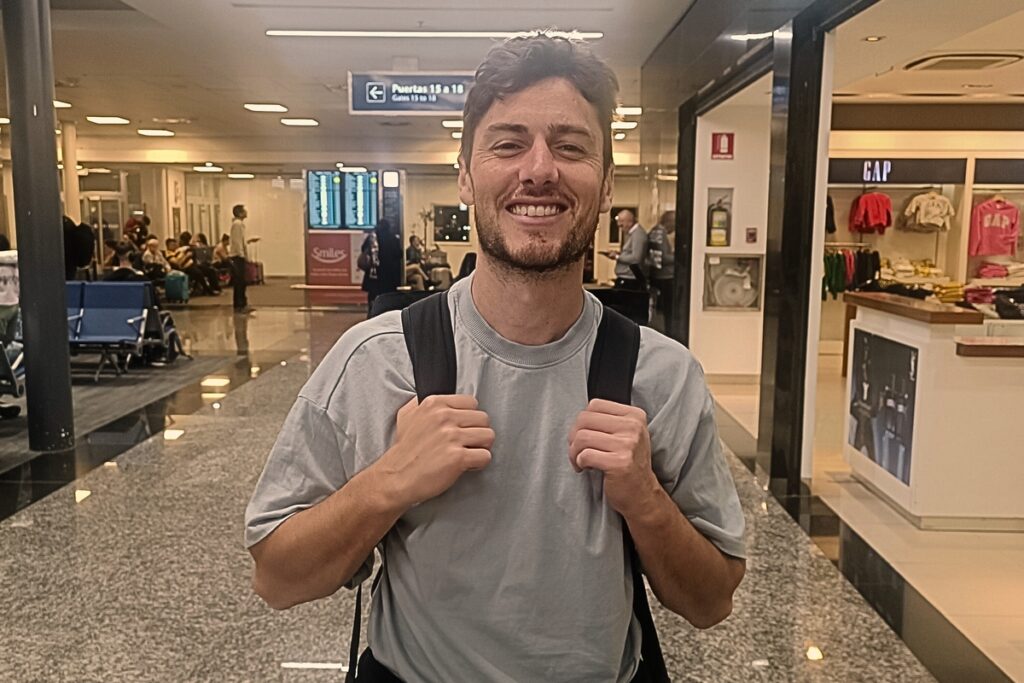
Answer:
[
  {"xmin": 600, "ymin": 163, "xmax": 615, "ymax": 214},
  {"xmin": 457, "ymin": 157, "xmax": 475, "ymax": 206}
]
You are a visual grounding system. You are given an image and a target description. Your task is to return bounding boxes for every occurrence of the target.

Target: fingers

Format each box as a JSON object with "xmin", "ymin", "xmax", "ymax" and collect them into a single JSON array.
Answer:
[
  {"xmin": 457, "ymin": 427, "xmax": 496, "ymax": 449},
  {"xmin": 569, "ymin": 411, "xmax": 633, "ymax": 440},
  {"xmin": 462, "ymin": 448, "xmax": 492, "ymax": 471},
  {"xmin": 585, "ymin": 398, "xmax": 646, "ymax": 420},
  {"xmin": 575, "ymin": 448, "xmax": 619, "ymax": 472},
  {"xmin": 424, "ymin": 394, "xmax": 478, "ymax": 410}
]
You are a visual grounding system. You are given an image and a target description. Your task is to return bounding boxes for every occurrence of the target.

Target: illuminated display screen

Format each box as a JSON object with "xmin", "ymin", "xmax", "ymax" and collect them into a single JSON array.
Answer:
[
  {"xmin": 343, "ymin": 171, "xmax": 379, "ymax": 229},
  {"xmin": 306, "ymin": 171, "xmax": 343, "ymax": 229}
]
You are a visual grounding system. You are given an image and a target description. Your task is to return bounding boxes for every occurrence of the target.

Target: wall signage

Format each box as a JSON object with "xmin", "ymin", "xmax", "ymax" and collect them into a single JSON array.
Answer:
[
  {"xmin": 711, "ymin": 132, "xmax": 734, "ymax": 160},
  {"xmin": 306, "ymin": 231, "xmax": 356, "ymax": 286},
  {"xmin": 349, "ymin": 72, "xmax": 474, "ymax": 115},
  {"xmin": 828, "ymin": 158, "xmax": 967, "ymax": 185},
  {"xmin": 974, "ymin": 159, "xmax": 1024, "ymax": 185}
]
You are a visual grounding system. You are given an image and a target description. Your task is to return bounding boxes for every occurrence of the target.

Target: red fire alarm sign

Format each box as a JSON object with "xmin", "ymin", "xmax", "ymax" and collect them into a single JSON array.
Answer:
[{"xmin": 711, "ymin": 132, "xmax": 735, "ymax": 160}]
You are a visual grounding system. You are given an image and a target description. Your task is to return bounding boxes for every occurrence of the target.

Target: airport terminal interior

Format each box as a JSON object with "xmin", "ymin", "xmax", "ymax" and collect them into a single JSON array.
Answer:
[{"xmin": 1, "ymin": 0, "xmax": 1023, "ymax": 681}]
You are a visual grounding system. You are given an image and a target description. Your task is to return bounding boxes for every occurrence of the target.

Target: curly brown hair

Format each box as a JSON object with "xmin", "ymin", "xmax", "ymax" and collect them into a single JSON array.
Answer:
[{"xmin": 459, "ymin": 31, "xmax": 619, "ymax": 172}]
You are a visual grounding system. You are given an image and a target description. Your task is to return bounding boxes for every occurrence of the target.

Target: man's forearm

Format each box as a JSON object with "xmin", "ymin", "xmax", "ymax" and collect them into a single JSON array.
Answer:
[
  {"xmin": 623, "ymin": 483, "xmax": 744, "ymax": 628},
  {"xmin": 250, "ymin": 464, "xmax": 405, "ymax": 610}
]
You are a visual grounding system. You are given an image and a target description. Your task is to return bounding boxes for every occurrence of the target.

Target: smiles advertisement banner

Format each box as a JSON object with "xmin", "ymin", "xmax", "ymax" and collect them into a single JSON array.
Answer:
[{"xmin": 307, "ymin": 231, "xmax": 356, "ymax": 285}]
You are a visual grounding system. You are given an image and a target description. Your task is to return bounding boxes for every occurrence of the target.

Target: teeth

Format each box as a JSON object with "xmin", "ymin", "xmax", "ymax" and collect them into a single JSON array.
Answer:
[{"xmin": 510, "ymin": 204, "xmax": 563, "ymax": 217}]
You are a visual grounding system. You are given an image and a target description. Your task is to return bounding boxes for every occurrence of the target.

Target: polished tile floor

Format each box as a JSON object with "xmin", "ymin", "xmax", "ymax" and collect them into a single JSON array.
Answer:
[
  {"xmin": 710, "ymin": 348, "xmax": 1024, "ymax": 682},
  {"xmin": 0, "ymin": 307, "xmax": 934, "ymax": 681}
]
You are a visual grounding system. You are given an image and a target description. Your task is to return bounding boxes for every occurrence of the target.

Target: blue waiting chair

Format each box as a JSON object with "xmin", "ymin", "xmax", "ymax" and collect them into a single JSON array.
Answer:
[
  {"xmin": 66, "ymin": 281, "xmax": 85, "ymax": 338},
  {"xmin": 69, "ymin": 282, "xmax": 148, "ymax": 381}
]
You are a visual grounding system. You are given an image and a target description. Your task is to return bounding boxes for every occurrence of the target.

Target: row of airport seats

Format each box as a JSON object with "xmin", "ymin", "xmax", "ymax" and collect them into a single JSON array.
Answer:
[{"xmin": 66, "ymin": 281, "xmax": 190, "ymax": 381}]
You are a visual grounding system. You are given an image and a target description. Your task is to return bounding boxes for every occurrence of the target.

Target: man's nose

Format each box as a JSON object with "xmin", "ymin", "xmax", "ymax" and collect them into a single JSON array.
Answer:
[{"xmin": 518, "ymin": 137, "xmax": 559, "ymax": 187}]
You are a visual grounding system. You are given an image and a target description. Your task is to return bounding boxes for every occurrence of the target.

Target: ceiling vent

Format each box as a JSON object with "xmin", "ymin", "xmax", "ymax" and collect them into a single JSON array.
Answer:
[{"xmin": 905, "ymin": 53, "xmax": 1022, "ymax": 71}]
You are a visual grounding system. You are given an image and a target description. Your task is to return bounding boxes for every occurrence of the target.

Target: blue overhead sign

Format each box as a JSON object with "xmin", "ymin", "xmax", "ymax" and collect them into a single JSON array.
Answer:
[{"xmin": 348, "ymin": 72, "xmax": 474, "ymax": 115}]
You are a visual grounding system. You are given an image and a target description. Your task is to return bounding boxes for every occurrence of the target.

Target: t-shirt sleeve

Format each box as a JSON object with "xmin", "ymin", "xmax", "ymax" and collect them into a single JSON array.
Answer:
[
  {"xmin": 245, "ymin": 395, "xmax": 352, "ymax": 543},
  {"xmin": 637, "ymin": 332, "xmax": 747, "ymax": 559}
]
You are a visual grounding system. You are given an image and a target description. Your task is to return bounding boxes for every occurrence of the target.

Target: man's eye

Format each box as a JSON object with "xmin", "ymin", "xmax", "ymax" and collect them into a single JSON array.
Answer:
[
  {"xmin": 559, "ymin": 144, "xmax": 586, "ymax": 154},
  {"xmin": 493, "ymin": 142, "xmax": 522, "ymax": 152}
]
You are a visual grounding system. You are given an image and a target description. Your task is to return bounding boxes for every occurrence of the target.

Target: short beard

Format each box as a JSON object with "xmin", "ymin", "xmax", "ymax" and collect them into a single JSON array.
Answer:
[{"xmin": 475, "ymin": 205, "xmax": 597, "ymax": 279}]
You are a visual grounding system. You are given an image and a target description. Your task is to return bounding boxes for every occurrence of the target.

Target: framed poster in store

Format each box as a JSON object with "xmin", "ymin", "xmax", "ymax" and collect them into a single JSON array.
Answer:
[
  {"xmin": 702, "ymin": 254, "xmax": 762, "ymax": 311},
  {"xmin": 848, "ymin": 330, "xmax": 918, "ymax": 485}
]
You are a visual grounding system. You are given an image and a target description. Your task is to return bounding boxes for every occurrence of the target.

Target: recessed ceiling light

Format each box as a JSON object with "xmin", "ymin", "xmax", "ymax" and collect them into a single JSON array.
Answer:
[
  {"xmin": 137, "ymin": 129, "xmax": 175, "ymax": 137},
  {"xmin": 340, "ymin": 166, "xmax": 368, "ymax": 173},
  {"xmin": 0, "ymin": 117, "xmax": 8, "ymax": 124},
  {"xmin": 266, "ymin": 29, "xmax": 603, "ymax": 40},
  {"xmin": 453, "ymin": 162, "xmax": 460, "ymax": 169},
  {"xmin": 280, "ymin": 117, "xmax": 319, "ymax": 126},
  {"xmin": 228, "ymin": 173, "xmax": 255, "ymax": 179},
  {"xmin": 441, "ymin": 120, "xmax": 464, "ymax": 129},
  {"xmin": 335, "ymin": 162, "xmax": 345, "ymax": 168},
  {"xmin": 86, "ymin": 116, "xmax": 130, "ymax": 125},
  {"xmin": 244, "ymin": 103, "xmax": 289, "ymax": 112},
  {"xmin": 611, "ymin": 121, "xmax": 638, "ymax": 130},
  {"xmin": 863, "ymin": 35, "xmax": 885, "ymax": 42},
  {"xmin": 615, "ymin": 106, "xmax": 642, "ymax": 116},
  {"xmin": 53, "ymin": 99, "xmax": 72, "ymax": 108},
  {"xmin": 451, "ymin": 131, "xmax": 463, "ymax": 139},
  {"xmin": 193, "ymin": 164, "xmax": 223, "ymax": 172},
  {"xmin": 614, "ymin": 132, "xmax": 626, "ymax": 140}
]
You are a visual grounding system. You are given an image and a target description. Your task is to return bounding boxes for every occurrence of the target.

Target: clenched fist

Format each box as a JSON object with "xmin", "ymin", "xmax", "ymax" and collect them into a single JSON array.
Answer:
[
  {"xmin": 568, "ymin": 399, "xmax": 659, "ymax": 518},
  {"xmin": 376, "ymin": 394, "xmax": 494, "ymax": 509}
]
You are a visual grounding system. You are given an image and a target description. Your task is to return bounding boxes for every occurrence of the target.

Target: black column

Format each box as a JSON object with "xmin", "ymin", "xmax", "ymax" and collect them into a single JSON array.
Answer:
[
  {"xmin": 757, "ymin": 18, "xmax": 826, "ymax": 496},
  {"xmin": 2, "ymin": 0, "xmax": 75, "ymax": 451},
  {"xmin": 670, "ymin": 97, "xmax": 698, "ymax": 346}
]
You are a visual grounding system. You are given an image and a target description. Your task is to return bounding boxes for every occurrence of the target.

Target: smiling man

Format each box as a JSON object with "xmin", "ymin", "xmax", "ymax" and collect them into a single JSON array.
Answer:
[{"xmin": 245, "ymin": 32, "xmax": 745, "ymax": 683}]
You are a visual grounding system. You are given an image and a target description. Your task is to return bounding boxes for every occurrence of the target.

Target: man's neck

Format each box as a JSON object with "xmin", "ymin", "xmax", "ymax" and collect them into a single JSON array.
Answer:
[{"xmin": 470, "ymin": 255, "xmax": 585, "ymax": 346}]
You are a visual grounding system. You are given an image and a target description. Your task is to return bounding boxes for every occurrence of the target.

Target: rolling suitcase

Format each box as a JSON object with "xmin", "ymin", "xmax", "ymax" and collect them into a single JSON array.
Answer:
[
  {"xmin": 165, "ymin": 271, "xmax": 189, "ymax": 302},
  {"xmin": 246, "ymin": 242, "xmax": 264, "ymax": 285}
]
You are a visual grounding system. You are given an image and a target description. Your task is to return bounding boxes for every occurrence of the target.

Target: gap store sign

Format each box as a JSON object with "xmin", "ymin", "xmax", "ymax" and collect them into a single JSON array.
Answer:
[{"xmin": 348, "ymin": 72, "xmax": 474, "ymax": 115}]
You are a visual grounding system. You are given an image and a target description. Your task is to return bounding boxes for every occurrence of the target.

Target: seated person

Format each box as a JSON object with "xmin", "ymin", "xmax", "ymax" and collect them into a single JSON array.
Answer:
[
  {"xmin": 103, "ymin": 241, "xmax": 147, "ymax": 281},
  {"xmin": 168, "ymin": 232, "xmax": 220, "ymax": 296},
  {"xmin": 142, "ymin": 237, "xmax": 173, "ymax": 278},
  {"xmin": 404, "ymin": 235, "xmax": 428, "ymax": 291},
  {"xmin": 213, "ymin": 233, "xmax": 231, "ymax": 266}
]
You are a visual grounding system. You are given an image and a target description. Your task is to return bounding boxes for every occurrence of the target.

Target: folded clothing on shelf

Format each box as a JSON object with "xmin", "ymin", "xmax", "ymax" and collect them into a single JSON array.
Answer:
[
  {"xmin": 932, "ymin": 281, "xmax": 965, "ymax": 303},
  {"xmin": 978, "ymin": 262, "xmax": 1009, "ymax": 279},
  {"xmin": 965, "ymin": 287, "xmax": 995, "ymax": 304}
]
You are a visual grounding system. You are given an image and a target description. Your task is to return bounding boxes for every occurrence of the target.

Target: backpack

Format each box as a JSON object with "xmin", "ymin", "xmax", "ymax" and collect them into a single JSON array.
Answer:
[{"xmin": 347, "ymin": 290, "xmax": 669, "ymax": 682}]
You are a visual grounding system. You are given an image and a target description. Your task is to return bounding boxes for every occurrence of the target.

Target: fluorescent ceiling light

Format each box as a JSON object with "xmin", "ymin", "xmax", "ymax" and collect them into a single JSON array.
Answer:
[
  {"xmin": 88, "ymin": 168, "xmax": 111, "ymax": 174},
  {"xmin": 341, "ymin": 166, "xmax": 368, "ymax": 173},
  {"xmin": 451, "ymin": 131, "xmax": 463, "ymax": 139},
  {"xmin": 137, "ymin": 128, "xmax": 175, "ymax": 137},
  {"xmin": 53, "ymin": 100, "xmax": 72, "ymax": 108},
  {"xmin": 228, "ymin": 173, "xmax": 255, "ymax": 179},
  {"xmin": 728, "ymin": 32, "xmax": 773, "ymax": 41},
  {"xmin": 614, "ymin": 132, "xmax": 626, "ymax": 141},
  {"xmin": 863, "ymin": 35, "xmax": 885, "ymax": 42},
  {"xmin": 615, "ymin": 106, "xmax": 642, "ymax": 116},
  {"xmin": 441, "ymin": 120, "xmax": 464, "ymax": 129},
  {"xmin": 194, "ymin": 163, "xmax": 223, "ymax": 172},
  {"xmin": 335, "ymin": 162, "xmax": 345, "ymax": 168},
  {"xmin": 244, "ymin": 103, "xmax": 288, "ymax": 112},
  {"xmin": 0, "ymin": 117, "xmax": 8, "ymax": 124},
  {"xmin": 280, "ymin": 117, "xmax": 319, "ymax": 126},
  {"xmin": 267, "ymin": 29, "xmax": 602, "ymax": 39},
  {"xmin": 86, "ymin": 116, "xmax": 130, "ymax": 125},
  {"xmin": 611, "ymin": 121, "xmax": 638, "ymax": 130}
]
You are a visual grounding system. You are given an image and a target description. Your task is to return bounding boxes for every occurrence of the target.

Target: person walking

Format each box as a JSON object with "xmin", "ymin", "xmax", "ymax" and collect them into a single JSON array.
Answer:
[
  {"xmin": 246, "ymin": 32, "xmax": 745, "ymax": 683},
  {"xmin": 647, "ymin": 210, "xmax": 676, "ymax": 330},
  {"xmin": 603, "ymin": 208, "xmax": 649, "ymax": 290},
  {"xmin": 229, "ymin": 205, "xmax": 255, "ymax": 312}
]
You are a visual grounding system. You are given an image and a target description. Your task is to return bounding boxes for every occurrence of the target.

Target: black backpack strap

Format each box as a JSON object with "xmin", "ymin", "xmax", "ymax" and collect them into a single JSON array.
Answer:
[
  {"xmin": 401, "ymin": 290, "xmax": 457, "ymax": 399},
  {"xmin": 588, "ymin": 306, "xmax": 669, "ymax": 683},
  {"xmin": 348, "ymin": 290, "xmax": 457, "ymax": 682}
]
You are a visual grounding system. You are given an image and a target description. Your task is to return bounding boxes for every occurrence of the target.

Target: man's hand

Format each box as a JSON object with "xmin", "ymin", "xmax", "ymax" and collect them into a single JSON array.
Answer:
[
  {"xmin": 373, "ymin": 395, "xmax": 494, "ymax": 509},
  {"xmin": 568, "ymin": 399, "xmax": 660, "ymax": 517}
]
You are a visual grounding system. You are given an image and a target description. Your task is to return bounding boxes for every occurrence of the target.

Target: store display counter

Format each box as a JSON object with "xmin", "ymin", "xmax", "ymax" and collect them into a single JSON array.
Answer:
[{"xmin": 841, "ymin": 292, "xmax": 1024, "ymax": 531}]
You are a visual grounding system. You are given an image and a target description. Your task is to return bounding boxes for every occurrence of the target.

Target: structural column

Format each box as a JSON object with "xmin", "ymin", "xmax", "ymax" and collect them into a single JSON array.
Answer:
[
  {"xmin": 2, "ymin": 0, "xmax": 75, "ymax": 451},
  {"xmin": 60, "ymin": 120, "xmax": 80, "ymax": 222},
  {"xmin": 757, "ymin": 17, "xmax": 827, "ymax": 496}
]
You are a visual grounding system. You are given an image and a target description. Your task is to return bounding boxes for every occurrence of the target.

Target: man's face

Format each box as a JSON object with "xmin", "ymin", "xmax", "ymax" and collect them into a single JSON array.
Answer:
[
  {"xmin": 458, "ymin": 77, "xmax": 613, "ymax": 275},
  {"xmin": 615, "ymin": 211, "xmax": 633, "ymax": 233}
]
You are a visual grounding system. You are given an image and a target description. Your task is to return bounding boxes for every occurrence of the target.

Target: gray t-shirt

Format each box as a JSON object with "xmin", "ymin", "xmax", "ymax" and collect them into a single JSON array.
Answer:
[{"xmin": 245, "ymin": 275, "xmax": 745, "ymax": 682}]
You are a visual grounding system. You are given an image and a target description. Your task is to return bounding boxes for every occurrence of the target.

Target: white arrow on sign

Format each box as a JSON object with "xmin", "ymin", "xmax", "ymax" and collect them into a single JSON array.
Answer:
[{"xmin": 366, "ymin": 82, "xmax": 386, "ymax": 103}]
